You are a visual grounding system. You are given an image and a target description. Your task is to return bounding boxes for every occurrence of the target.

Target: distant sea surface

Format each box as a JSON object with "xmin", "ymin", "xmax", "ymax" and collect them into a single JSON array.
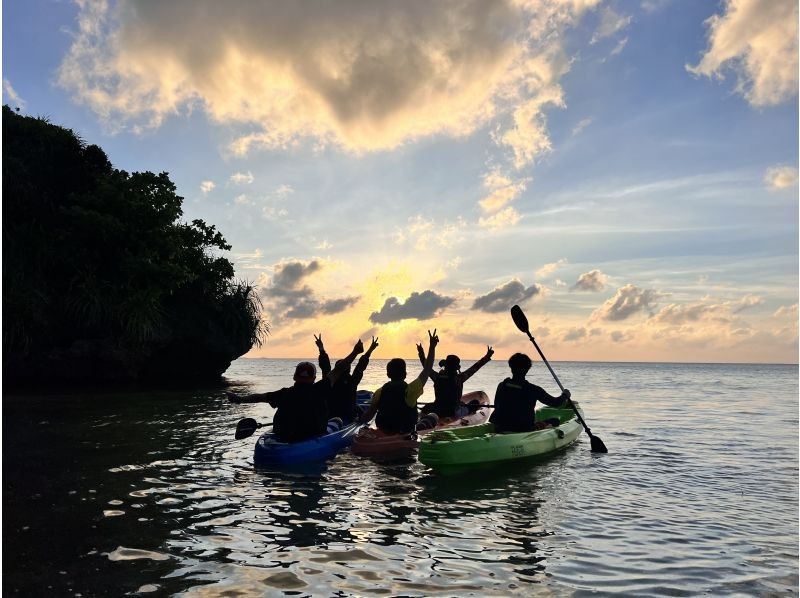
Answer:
[{"xmin": 4, "ymin": 359, "xmax": 798, "ymax": 596}]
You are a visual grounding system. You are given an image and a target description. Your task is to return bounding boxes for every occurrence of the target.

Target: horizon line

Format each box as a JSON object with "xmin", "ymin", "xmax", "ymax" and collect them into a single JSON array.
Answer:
[{"xmin": 241, "ymin": 357, "xmax": 799, "ymax": 366}]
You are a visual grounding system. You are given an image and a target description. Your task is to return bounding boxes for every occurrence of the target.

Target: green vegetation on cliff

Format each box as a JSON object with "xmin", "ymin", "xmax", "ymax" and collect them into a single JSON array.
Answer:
[{"xmin": 3, "ymin": 106, "xmax": 268, "ymax": 384}]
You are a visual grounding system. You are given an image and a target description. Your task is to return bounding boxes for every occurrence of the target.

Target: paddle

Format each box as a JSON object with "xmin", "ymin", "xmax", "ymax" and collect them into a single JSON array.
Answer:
[
  {"xmin": 510, "ymin": 304, "xmax": 608, "ymax": 453},
  {"xmin": 235, "ymin": 417, "xmax": 272, "ymax": 440}
]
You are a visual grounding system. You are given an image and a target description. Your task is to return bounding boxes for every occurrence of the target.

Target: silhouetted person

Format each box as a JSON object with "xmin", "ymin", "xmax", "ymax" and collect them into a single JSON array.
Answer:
[
  {"xmin": 228, "ymin": 340, "xmax": 364, "ymax": 442},
  {"xmin": 489, "ymin": 352, "xmax": 570, "ymax": 434},
  {"xmin": 417, "ymin": 345, "xmax": 493, "ymax": 418},
  {"xmin": 315, "ymin": 334, "xmax": 379, "ymax": 422},
  {"xmin": 359, "ymin": 330, "xmax": 439, "ymax": 434}
]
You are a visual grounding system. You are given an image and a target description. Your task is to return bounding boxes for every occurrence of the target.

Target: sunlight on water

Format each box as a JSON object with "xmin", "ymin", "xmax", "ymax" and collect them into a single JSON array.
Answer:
[{"xmin": 4, "ymin": 360, "xmax": 798, "ymax": 595}]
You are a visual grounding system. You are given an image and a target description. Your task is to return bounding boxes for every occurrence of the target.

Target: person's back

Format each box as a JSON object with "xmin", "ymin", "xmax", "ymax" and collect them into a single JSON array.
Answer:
[
  {"xmin": 327, "ymin": 375, "xmax": 358, "ymax": 421},
  {"xmin": 490, "ymin": 377, "xmax": 538, "ymax": 433},
  {"xmin": 489, "ymin": 353, "xmax": 569, "ymax": 434},
  {"xmin": 422, "ymin": 348, "xmax": 493, "ymax": 418},
  {"xmin": 375, "ymin": 378, "xmax": 417, "ymax": 433},
  {"xmin": 360, "ymin": 330, "xmax": 439, "ymax": 434},
  {"xmin": 272, "ymin": 379, "xmax": 329, "ymax": 442},
  {"xmin": 316, "ymin": 336, "xmax": 379, "ymax": 422},
  {"xmin": 431, "ymin": 369, "xmax": 461, "ymax": 417}
]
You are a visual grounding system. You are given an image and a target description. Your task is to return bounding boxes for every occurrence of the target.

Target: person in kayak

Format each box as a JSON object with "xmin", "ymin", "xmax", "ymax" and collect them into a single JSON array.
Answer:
[
  {"xmin": 227, "ymin": 339, "xmax": 364, "ymax": 443},
  {"xmin": 416, "ymin": 346, "xmax": 494, "ymax": 418},
  {"xmin": 489, "ymin": 352, "xmax": 571, "ymax": 433},
  {"xmin": 315, "ymin": 333, "xmax": 379, "ymax": 422},
  {"xmin": 358, "ymin": 329, "xmax": 439, "ymax": 434}
]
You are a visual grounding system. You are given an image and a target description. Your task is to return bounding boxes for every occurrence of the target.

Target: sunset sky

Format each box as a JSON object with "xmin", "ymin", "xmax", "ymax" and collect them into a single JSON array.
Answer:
[{"xmin": 4, "ymin": 0, "xmax": 798, "ymax": 363}]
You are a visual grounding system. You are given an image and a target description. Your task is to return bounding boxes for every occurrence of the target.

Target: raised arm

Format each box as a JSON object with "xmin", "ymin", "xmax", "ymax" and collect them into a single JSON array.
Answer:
[
  {"xmin": 416, "ymin": 329, "xmax": 439, "ymax": 385},
  {"xmin": 315, "ymin": 334, "xmax": 332, "ymax": 377},
  {"xmin": 460, "ymin": 345, "xmax": 494, "ymax": 381},
  {"xmin": 352, "ymin": 336, "xmax": 378, "ymax": 386},
  {"xmin": 327, "ymin": 339, "xmax": 364, "ymax": 386},
  {"xmin": 416, "ymin": 342, "xmax": 426, "ymax": 368},
  {"xmin": 416, "ymin": 342, "xmax": 439, "ymax": 381}
]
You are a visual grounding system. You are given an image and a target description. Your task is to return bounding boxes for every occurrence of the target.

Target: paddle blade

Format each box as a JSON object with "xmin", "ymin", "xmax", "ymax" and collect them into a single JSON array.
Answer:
[
  {"xmin": 590, "ymin": 434, "xmax": 608, "ymax": 453},
  {"xmin": 510, "ymin": 305, "xmax": 530, "ymax": 334},
  {"xmin": 235, "ymin": 417, "xmax": 258, "ymax": 440}
]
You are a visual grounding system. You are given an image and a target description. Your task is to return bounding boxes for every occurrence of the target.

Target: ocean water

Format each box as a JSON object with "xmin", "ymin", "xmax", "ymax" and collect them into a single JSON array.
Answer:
[{"xmin": 3, "ymin": 359, "xmax": 798, "ymax": 596}]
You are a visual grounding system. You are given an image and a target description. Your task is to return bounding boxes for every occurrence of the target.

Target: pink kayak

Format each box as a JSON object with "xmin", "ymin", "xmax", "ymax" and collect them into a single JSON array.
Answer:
[{"xmin": 351, "ymin": 391, "xmax": 490, "ymax": 460}]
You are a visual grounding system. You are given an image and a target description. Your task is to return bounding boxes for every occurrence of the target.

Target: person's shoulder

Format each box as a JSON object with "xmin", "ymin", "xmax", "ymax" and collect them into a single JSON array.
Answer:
[{"xmin": 524, "ymin": 380, "xmax": 545, "ymax": 392}]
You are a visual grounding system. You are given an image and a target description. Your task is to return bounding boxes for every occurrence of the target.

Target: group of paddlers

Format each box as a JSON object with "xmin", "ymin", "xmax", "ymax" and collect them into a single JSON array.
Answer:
[{"xmin": 227, "ymin": 330, "xmax": 570, "ymax": 443}]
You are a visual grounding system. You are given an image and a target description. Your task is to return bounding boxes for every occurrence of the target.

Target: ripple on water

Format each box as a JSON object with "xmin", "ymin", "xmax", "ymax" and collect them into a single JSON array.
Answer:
[
  {"xmin": 3, "ymin": 362, "xmax": 797, "ymax": 596},
  {"xmin": 106, "ymin": 547, "xmax": 171, "ymax": 562}
]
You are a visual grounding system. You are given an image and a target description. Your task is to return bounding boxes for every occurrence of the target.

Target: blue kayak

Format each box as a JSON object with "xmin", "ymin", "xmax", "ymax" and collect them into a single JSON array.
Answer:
[{"xmin": 253, "ymin": 390, "xmax": 372, "ymax": 467}]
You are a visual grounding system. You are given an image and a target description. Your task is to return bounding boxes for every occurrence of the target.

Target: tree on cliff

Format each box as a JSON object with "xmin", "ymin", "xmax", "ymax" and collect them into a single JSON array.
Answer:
[{"xmin": 3, "ymin": 105, "xmax": 268, "ymax": 384}]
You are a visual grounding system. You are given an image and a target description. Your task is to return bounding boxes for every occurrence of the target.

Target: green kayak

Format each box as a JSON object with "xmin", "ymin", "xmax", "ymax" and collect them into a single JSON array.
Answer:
[{"xmin": 418, "ymin": 403, "xmax": 583, "ymax": 474}]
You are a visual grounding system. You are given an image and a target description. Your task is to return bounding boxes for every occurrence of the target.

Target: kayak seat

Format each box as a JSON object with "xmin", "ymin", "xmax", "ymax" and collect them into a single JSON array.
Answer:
[{"xmin": 416, "ymin": 413, "xmax": 439, "ymax": 431}]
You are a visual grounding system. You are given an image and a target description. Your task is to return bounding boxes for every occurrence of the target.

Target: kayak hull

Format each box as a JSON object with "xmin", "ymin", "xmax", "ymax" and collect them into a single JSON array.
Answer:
[
  {"xmin": 351, "ymin": 390, "xmax": 491, "ymax": 459},
  {"xmin": 254, "ymin": 421, "xmax": 364, "ymax": 466},
  {"xmin": 253, "ymin": 390, "xmax": 372, "ymax": 467},
  {"xmin": 418, "ymin": 403, "xmax": 583, "ymax": 475}
]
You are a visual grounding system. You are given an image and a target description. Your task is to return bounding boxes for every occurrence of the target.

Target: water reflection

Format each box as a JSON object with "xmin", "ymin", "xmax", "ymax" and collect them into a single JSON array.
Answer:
[{"xmin": 3, "ymin": 361, "xmax": 798, "ymax": 596}]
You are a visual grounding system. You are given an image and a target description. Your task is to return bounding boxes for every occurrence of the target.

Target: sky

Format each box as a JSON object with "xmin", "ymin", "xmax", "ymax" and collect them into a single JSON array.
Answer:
[{"xmin": 3, "ymin": 0, "xmax": 798, "ymax": 364}]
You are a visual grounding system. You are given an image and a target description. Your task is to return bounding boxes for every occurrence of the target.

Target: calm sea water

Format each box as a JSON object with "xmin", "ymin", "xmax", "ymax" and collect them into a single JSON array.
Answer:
[{"xmin": 4, "ymin": 359, "xmax": 798, "ymax": 596}]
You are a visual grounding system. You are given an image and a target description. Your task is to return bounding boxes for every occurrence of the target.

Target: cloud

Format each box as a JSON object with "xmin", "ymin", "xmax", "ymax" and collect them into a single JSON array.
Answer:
[
  {"xmin": 314, "ymin": 239, "xmax": 333, "ymax": 250},
  {"xmin": 610, "ymin": 330, "xmax": 633, "ymax": 342},
  {"xmin": 3, "ymin": 79, "xmax": 26, "ymax": 109},
  {"xmin": 476, "ymin": 168, "xmax": 527, "ymax": 231},
  {"xmin": 765, "ymin": 165, "xmax": 799, "ymax": 190},
  {"xmin": 572, "ymin": 269, "xmax": 608, "ymax": 292},
  {"xmin": 472, "ymin": 279, "xmax": 543, "ymax": 313},
  {"xmin": 273, "ymin": 184, "xmax": 295, "ymax": 199},
  {"xmin": 200, "ymin": 180, "xmax": 215, "ymax": 193},
  {"xmin": 590, "ymin": 7, "xmax": 632, "ymax": 44},
  {"xmin": 321, "ymin": 296, "xmax": 360, "ymax": 314},
  {"xmin": 260, "ymin": 259, "xmax": 360, "ymax": 319},
  {"xmin": 570, "ymin": 118, "xmax": 592, "ymax": 136},
  {"xmin": 774, "ymin": 303, "xmax": 798, "ymax": 318},
  {"xmin": 393, "ymin": 215, "xmax": 467, "ymax": 250},
  {"xmin": 641, "ymin": 0, "xmax": 672, "ymax": 13},
  {"xmin": 262, "ymin": 206, "xmax": 289, "ymax": 220},
  {"xmin": 536, "ymin": 258, "xmax": 568, "ymax": 278},
  {"xmin": 234, "ymin": 194, "xmax": 251, "ymax": 206},
  {"xmin": 732, "ymin": 294, "xmax": 764, "ymax": 313},
  {"xmin": 56, "ymin": 1, "xmax": 597, "ymax": 155},
  {"xmin": 478, "ymin": 169, "xmax": 529, "ymax": 213},
  {"xmin": 230, "ymin": 171, "xmax": 254, "ymax": 185},
  {"xmin": 369, "ymin": 290, "xmax": 455, "ymax": 324},
  {"xmin": 257, "ymin": 185, "xmax": 294, "ymax": 220},
  {"xmin": 479, "ymin": 206, "xmax": 521, "ymax": 229},
  {"xmin": 497, "ymin": 77, "xmax": 566, "ymax": 169},
  {"xmin": 270, "ymin": 260, "xmax": 322, "ymax": 289},
  {"xmin": 686, "ymin": 0, "xmax": 798, "ymax": 107},
  {"xmin": 650, "ymin": 302, "xmax": 728, "ymax": 326},
  {"xmin": 562, "ymin": 327, "xmax": 587, "ymax": 342},
  {"xmin": 591, "ymin": 284, "xmax": 665, "ymax": 321},
  {"xmin": 608, "ymin": 37, "xmax": 628, "ymax": 57}
]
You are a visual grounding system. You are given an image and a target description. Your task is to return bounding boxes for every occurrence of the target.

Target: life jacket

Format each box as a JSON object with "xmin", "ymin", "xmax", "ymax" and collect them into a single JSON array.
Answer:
[
  {"xmin": 327, "ymin": 375, "xmax": 358, "ymax": 421},
  {"xmin": 431, "ymin": 371, "xmax": 462, "ymax": 417},
  {"xmin": 273, "ymin": 383, "xmax": 329, "ymax": 443},
  {"xmin": 489, "ymin": 378, "xmax": 536, "ymax": 434},
  {"xmin": 375, "ymin": 380, "xmax": 417, "ymax": 434}
]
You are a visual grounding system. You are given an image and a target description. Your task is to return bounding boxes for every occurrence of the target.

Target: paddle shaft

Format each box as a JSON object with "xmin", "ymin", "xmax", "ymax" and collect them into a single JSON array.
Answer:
[{"xmin": 524, "ymin": 330, "xmax": 597, "ymax": 438}]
